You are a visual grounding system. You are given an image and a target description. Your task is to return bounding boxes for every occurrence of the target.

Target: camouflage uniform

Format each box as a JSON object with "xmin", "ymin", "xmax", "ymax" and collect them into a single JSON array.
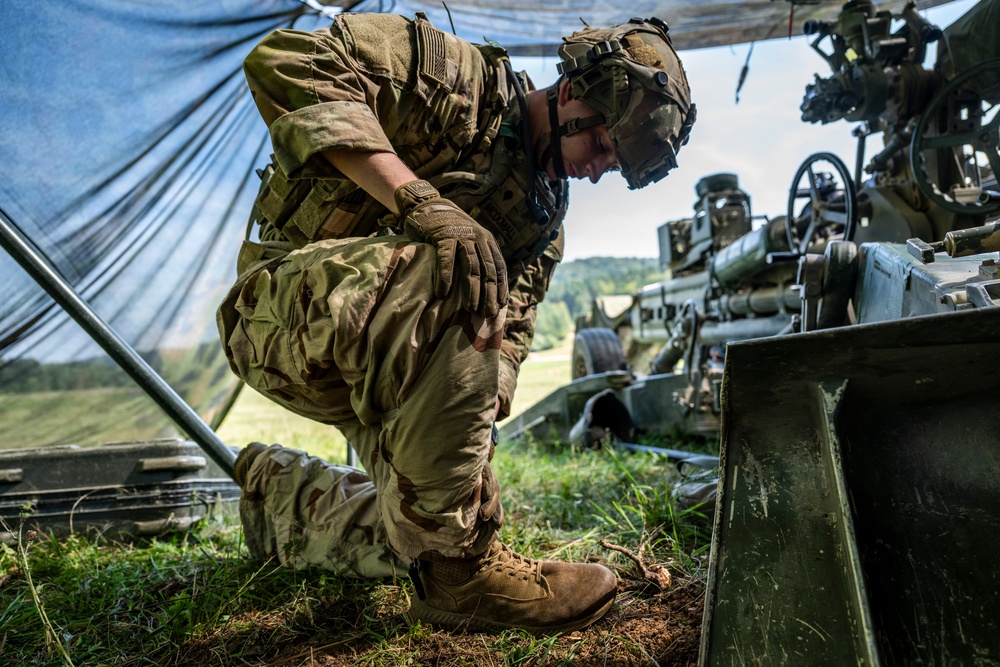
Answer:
[{"xmin": 217, "ymin": 13, "xmax": 566, "ymax": 575}]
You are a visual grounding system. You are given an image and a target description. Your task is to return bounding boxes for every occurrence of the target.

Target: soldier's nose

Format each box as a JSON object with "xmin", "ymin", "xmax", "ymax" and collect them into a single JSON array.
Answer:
[{"xmin": 588, "ymin": 162, "xmax": 608, "ymax": 184}]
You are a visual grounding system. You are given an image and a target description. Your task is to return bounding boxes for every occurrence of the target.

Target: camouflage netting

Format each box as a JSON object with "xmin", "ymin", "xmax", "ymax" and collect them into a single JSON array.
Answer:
[
  {"xmin": 337, "ymin": 0, "xmax": 954, "ymax": 54},
  {"xmin": 0, "ymin": 0, "xmax": 963, "ymax": 450},
  {"xmin": 940, "ymin": 0, "xmax": 1000, "ymax": 101},
  {"xmin": 0, "ymin": 1, "xmax": 327, "ymax": 448}
]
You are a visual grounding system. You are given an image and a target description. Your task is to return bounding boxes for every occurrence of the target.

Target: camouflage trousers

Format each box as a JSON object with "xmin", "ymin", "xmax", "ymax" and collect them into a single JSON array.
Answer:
[{"xmin": 217, "ymin": 236, "xmax": 505, "ymax": 575}]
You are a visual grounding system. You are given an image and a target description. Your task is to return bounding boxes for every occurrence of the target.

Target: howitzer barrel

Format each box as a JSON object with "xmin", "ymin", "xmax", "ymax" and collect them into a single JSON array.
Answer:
[
  {"xmin": 709, "ymin": 217, "xmax": 791, "ymax": 288},
  {"xmin": 699, "ymin": 315, "xmax": 791, "ymax": 345},
  {"xmin": 714, "ymin": 285, "xmax": 800, "ymax": 316}
]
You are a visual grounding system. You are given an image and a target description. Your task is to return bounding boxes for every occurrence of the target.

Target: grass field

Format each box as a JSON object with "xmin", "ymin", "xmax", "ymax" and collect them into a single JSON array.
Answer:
[{"xmin": 1, "ymin": 338, "xmax": 714, "ymax": 666}]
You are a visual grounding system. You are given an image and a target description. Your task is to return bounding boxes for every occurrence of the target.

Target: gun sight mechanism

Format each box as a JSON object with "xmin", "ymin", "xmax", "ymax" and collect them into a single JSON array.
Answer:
[{"xmin": 800, "ymin": 0, "xmax": 941, "ymax": 126}]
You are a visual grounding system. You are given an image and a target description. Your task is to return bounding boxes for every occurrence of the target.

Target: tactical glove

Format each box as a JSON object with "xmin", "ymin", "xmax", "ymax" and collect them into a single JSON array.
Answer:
[{"xmin": 395, "ymin": 180, "xmax": 508, "ymax": 317}]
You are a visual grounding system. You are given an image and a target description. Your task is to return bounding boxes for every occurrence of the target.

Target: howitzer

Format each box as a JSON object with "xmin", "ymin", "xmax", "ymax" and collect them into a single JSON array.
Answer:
[
  {"xmin": 502, "ymin": 0, "xmax": 998, "ymax": 443},
  {"xmin": 631, "ymin": 174, "xmax": 800, "ymax": 428},
  {"xmin": 505, "ymin": 169, "xmax": 821, "ymax": 441},
  {"xmin": 565, "ymin": 155, "xmax": 862, "ymax": 436}
]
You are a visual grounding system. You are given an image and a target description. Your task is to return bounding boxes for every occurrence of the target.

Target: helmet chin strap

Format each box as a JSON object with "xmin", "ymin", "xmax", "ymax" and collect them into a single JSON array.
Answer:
[
  {"xmin": 546, "ymin": 86, "xmax": 567, "ymax": 179},
  {"xmin": 546, "ymin": 84, "xmax": 607, "ymax": 179}
]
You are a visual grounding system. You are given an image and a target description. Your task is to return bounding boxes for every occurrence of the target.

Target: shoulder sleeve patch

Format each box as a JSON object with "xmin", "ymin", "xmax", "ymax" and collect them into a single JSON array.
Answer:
[{"xmin": 416, "ymin": 21, "xmax": 449, "ymax": 86}]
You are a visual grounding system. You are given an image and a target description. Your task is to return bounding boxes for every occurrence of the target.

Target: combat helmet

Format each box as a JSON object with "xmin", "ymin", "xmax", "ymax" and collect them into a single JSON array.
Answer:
[{"xmin": 553, "ymin": 17, "xmax": 696, "ymax": 189}]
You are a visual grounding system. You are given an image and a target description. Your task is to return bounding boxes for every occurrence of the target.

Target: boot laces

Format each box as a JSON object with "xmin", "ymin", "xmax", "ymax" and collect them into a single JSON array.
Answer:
[{"xmin": 480, "ymin": 542, "xmax": 540, "ymax": 582}]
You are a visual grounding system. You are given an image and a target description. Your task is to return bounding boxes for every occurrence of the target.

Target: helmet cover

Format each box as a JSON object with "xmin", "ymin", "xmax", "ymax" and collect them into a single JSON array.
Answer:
[{"xmin": 557, "ymin": 18, "xmax": 696, "ymax": 189}]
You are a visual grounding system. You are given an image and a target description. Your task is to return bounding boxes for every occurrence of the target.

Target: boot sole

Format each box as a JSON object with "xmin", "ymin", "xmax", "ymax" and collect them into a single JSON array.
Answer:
[{"xmin": 408, "ymin": 591, "xmax": 615, "ymax": 636}]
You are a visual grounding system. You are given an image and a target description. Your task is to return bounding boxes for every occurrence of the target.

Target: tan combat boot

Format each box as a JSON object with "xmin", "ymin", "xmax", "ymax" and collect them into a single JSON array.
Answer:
[{"xmin": 408, "ymin": 541, "xmax": 617, "ymax": 635}]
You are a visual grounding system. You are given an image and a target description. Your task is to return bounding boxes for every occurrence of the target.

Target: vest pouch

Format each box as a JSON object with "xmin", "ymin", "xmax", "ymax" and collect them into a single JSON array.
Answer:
[
  {"xmin": 256, "ymin": 161, "xmax": 369, "ymax": 245},
  {"xmin": 255, "ymin": 162, "xmax": 312, "ymax": 232},
  {"xmin": 280, "ymin": 179, "xmax": 375, "ymax": 244}
]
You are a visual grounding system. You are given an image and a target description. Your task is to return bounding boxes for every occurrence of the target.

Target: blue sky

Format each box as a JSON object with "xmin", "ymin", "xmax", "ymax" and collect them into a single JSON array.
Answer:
[{"xmin": 511, "ymin": 0, "xmax": 978, "ymax": 261}]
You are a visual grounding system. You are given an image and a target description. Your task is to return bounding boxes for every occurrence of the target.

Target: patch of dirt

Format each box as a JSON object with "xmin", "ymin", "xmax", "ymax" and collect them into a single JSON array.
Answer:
[
  {"xmin": 170, "ymin": 573, "xmax": 705, "ymax": 667},
  {"xmin": 0, "ymin": 566, "xmax": 21, "ymax": 589}
]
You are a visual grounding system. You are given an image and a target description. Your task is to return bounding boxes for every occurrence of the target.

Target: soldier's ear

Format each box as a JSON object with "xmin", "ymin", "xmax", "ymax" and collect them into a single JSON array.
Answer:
[{"xmin": 557, "ymin": 78, "xmax": 573, "ymax": 105}]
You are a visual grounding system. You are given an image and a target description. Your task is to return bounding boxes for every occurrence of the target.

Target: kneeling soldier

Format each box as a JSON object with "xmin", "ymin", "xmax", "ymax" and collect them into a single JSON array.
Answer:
[{"xmin": 218, "ymin": 12, "xmax": 695, "ymax": 635}]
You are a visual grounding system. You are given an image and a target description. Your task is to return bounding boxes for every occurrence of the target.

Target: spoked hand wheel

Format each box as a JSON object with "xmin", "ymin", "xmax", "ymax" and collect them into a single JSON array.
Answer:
[
  {"xmin": 786, "ymin": 152, "xmax": 858, "ymax": 255},
  {"xmin": 910, "ymin": 57, "xmax": 1000, "ymax": 217}
]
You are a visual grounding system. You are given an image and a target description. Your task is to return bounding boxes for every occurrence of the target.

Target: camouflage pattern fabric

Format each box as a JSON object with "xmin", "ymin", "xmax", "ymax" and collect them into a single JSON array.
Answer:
[
  {"xmin": 240, "ymin": 444, "xmax": 405, "ymax": 578},
  {"xmin": 219, "ymin": 237, "xmax": 505, "ymax": 565},
  {"xmin": 244, "ymin": 12, "xmax": 513, "ymax": 247},
  {"xmin": 245, "ymin": 13, "xmax": 503, "ymax": 188},
  {"xmin": 240, "ymin": 12, "xmax": 564, "ymax": 415},
  {"xmin": 557, "ymin": 19, "xmax": 694, "ymax": 189}
]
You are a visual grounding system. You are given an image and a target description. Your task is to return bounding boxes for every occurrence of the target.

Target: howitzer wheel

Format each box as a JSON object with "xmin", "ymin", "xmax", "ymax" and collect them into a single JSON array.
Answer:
[
  {"xmin": 572, "ymin": 328, "xmax": 627, "ymax": 380},
  {"xmin": 910, "ymin": 57, "xmax": 1000, "ymax": 216},
  {"xmin": 786, "ymin": 152, "xmax": 857, "ymax": 255}
]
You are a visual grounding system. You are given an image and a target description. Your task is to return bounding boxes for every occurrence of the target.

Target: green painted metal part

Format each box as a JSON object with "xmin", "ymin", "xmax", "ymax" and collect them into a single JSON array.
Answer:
[
  {"xmin": 498, "ymin": 370, "xmax": 717, "ymax": 444},
  {"xmin": 701, "ymin": 306, "xmax": 1000, "ymax": 666}
]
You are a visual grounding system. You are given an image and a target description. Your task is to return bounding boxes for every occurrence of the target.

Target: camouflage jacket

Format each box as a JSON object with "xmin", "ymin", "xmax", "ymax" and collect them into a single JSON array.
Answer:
[{"xmin": 241, "ymin": 12, "xmax": 568, "ymax": 419}]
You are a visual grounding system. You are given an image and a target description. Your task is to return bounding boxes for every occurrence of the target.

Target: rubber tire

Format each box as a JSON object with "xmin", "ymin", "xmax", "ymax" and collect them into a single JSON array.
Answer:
[{"xmin": 572, "ymin": 328, "xmax": 627, "ymax": 380}]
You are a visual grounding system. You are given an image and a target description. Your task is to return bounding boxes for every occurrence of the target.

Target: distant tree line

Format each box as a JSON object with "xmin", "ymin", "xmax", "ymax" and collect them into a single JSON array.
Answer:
[
  {"xmin": 532, "ymin": 256, "xmax": 662, "ymax": 350},
  {"xmin": 0, "ymin": 341, "xmax": 226, "ymax": 394},
  {"xmin": 0, "ymin": 355, "xmax": 159, "ymax": 394}
]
